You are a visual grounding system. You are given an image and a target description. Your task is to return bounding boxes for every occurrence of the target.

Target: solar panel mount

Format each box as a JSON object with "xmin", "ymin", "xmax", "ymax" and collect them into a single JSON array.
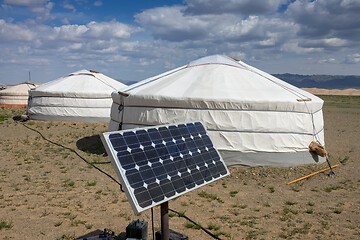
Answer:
[{"xmin": 101, "ymin": 121, "xmax": 230, "ymax": 214}]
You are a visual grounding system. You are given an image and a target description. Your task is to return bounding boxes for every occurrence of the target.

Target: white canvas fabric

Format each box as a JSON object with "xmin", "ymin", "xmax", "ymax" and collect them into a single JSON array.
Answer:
[
  {"xmin": 109, "ymin": 55, "xmax": 325, "ymax": 167},
  {"xmin": 0, "ymin": 83, "xmax": 36, "ymax": 106},
  {"xmin": 27, "ymin": 70, "xmax": 127, "ymax": 122}
]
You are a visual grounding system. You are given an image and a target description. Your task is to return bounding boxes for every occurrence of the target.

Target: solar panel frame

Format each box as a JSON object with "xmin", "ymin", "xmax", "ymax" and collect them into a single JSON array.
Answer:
[{"xmin": 101, "ymin": 122, "xmax": 230, "ymax": 214}]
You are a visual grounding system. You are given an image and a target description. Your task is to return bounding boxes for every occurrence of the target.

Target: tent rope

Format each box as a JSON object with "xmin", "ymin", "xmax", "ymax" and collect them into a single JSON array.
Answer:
[
  {"xmin": 93, "ymin": 75, "xmax": 121, "ymax": 91},
  {"xmin": 119, "ymin": 95, "xmax": 126, "ymax": 130}
]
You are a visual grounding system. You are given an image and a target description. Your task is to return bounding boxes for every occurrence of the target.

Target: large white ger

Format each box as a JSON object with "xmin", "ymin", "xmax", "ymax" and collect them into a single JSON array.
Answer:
[
  {"xmin": 109, "ymin": 55, "xmax": 325, "ymax": 167},
  {"xmin": 27, "ymin": 70, "xmax": 127, "ymax": 123}
]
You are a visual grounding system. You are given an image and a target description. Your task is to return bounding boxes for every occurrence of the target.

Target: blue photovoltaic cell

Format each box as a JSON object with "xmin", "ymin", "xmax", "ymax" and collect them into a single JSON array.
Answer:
[{"xmin": 101, "ymin": 122, "xmax": 230, "ymax": 213}]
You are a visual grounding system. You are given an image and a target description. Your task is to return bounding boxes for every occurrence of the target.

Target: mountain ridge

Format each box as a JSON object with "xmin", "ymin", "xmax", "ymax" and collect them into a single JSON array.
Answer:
[{"xmin": 273, "ymin": 74, "xmax": 360, "ymax": 89}]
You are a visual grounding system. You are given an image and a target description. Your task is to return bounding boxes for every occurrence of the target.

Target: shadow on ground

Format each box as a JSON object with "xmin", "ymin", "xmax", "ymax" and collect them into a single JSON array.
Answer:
[
  {"xmin": 76, "ymin": 134, "xmax": 107, "ymax": 155},
  {"xmin": 75, "ymin": 229, "xmax": 126, "ymax": 240}
]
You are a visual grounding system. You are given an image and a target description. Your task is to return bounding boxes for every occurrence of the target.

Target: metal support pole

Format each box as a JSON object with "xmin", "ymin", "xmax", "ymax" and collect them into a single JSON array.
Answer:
[{"xmin": 161, "ymin": 201, "xmax": 169, "ymax": 240}]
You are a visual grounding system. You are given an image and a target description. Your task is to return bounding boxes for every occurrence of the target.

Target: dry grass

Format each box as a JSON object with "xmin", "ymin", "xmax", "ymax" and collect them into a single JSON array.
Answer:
[{"xmin": 0, "ymin": 96, "xmax": 359, "ymax": 239}]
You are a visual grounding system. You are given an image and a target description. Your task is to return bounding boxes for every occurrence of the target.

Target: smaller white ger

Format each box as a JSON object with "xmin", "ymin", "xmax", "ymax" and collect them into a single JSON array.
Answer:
[
  {"xmin": 0, "ymin": 82, "xmax": 36, "ymax": 108},
  {"xmin": 27, "ymin": 70, "xmax": 127, "ymax": 122},
  {"xmin": 108, "ymin": 55, "xmax": 325, "ymax": 167}
]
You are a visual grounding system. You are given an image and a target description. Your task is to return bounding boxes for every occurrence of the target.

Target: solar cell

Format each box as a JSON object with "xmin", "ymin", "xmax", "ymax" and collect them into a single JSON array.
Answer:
[{"xmin": 101, "ymin": 122, "xmax": 230, "ymax": 214}]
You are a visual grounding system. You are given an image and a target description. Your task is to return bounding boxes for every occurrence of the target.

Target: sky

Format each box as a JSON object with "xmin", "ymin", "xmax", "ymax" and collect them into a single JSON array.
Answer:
[{"xmin": 0, "ymin": 0, "xmax": 359, "ymax": 84}]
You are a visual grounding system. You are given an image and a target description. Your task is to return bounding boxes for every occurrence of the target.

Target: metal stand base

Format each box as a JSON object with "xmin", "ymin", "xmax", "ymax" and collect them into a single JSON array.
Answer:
[
  {"xmin": 155, "ymin": 229, "xmax": 189, "ymax": 240},
  {"xmin": 161, "ymin": 202, "xmax": 169, "ymax": 240}
]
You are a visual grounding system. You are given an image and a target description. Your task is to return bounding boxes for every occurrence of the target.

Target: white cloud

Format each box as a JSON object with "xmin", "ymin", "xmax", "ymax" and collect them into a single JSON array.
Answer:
[
  {"xmin": 4, "ymin": 0, "xmax": 48, "ymax": 6},
  {"xmin": 134, "ymin": 0, "xmax": 360, "ymax": 67},
  {"xmin": 323, "ymin": 38, "xmax": 348, "ymax": 47},
  {"xmin": 225, "ymin": 51, "xmax": 246, "ymax": 61},
  {"xmin": 135, "ymin": 5, "xmax": 297, "ymax": 62},
  {"xmin": 164, "ymin": 61, "xmax": 176, "ymax": 69},
  {"xmin": 50, "ymin": 20, "xmax": 142, "ymax": 42},
  {"xmin": 299, "ymin": 38, "xmax": 350, "ymax": 52},
  {"xmin": 68, "ymin": 43, "xmax": 83, "ymax": 50},
  {"xmin": 94, "ymin": 1, "xmax": 102, "ymax": 7},
  {"xmin": 63, "ymin": 3, "xmax": 76, "ymax": 12},
  {"xmin": 136, "ymin": 6, "xmax": 209, "ymax": 41},
  {"xmin": 31, "ymin": 1, "xmax": 52, "ymax": 13},
  {"xmin": 0, "ymin": 19, "xmax": 36, "ymax": 41},
  {"xmin": 184, "ymin": 0, "xmax": 286, "ymax": 15},
  {"xmin": 139, "ymin": 58, "xmax": 155, "ymax": 66},
  {"xmin": 88, "ymin": 40, "xmax": 119, "ymax": 53},
  {"xmin": 0, "ymin": 18, "xmax": 144, "ymax": 69},
  {"xmin": 52, "ymin": 24, "xmax": 88, "ymax": 41},
  {"xmin": 4, "ymin": 0, "xmax": 54, "ymax": 21},
  {"xmin": 135, "ymin": 6, "xmax": 294, "ymax": 47},
  {"xmin": 119, "ymin": 41, "xmax": 142, "ymax": 51},
  {"xmin": 1, "ymin": 0, "xmax": 360, "ymax": 84},
  {"xmin": 281, "ymin": 42, "xmax": 323, "ymax": 54},
  {"xmin": 17, "ymin": 46, "xmax": 30, "ymax": 54},
  {"xmin": 66, "ymin": 63, "xmax": 79, "ymax": 68},
  {"xmin": 105, "ymin": 54, "xmax": 128, "ymax": 63},
  {"xmin": 318, "ymin": 58, "xmax": 337, "ymax": 64},
  {"xmin": 61, "ymin": 17, "xmax": 70, "ymax": 24},
  {"xmin": 0, "ymin": 56, "xmax": 51, "ymax": 65},
  {"xmin": 86, "ymin": 20, "xmax": 141, "ymax": 39},
  {"xmin": 286, "ymin": 0, "xmax": 360, "ymax": 43},
  {"xmin": 345, "ymin": 53, "xmax": 360, "ymax": 63}
]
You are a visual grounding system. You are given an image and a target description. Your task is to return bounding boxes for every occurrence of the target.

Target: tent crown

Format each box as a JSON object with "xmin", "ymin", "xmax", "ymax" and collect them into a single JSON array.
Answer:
[{"xmin": 187, "ymin": 55, "xmax": 247, "ymax": 69}]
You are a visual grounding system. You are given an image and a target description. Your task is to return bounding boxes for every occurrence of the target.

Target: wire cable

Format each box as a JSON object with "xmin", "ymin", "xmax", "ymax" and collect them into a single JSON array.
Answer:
[
  {"xmin": 168, "ymin": 208, "xmax": 223, "ymax": 240},
  {"xmin": 20, "ymin": 122, "xmax": 124, "ymax": 192},
  {"xmin": 19, "ymin": 119, "xmax": 225, "ymax": 240},
  {"xmin": 90, "ymin": 161, "xmax": 111, "ymax": 164}
]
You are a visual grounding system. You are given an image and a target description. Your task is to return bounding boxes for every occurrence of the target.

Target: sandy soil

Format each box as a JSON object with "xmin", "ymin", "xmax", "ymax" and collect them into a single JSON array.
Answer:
[
  {"xmin": 302, "ymin": 88, "xmax": 360, "ymax": 96},
  {"xmin": 0, "ymin": 96, "xmax": 359, "ymax": 240}
]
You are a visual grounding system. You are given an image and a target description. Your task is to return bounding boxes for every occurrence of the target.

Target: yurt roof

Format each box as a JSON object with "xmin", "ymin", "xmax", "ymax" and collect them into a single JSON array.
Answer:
[
  {"xmin": 30, "ymin": 70, "xmax": 127, "ymax": 98},
  {"xmin": 0, "ymin": 82, "xmax": 36, "ymax": 96},
  {"xmin": 120, "ymin": 55, "xmax": 323, "ymax": 112}
]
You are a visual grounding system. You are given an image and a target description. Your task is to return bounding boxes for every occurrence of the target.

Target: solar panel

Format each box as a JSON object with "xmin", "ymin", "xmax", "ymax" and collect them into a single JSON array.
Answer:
[{"xmin": 101, "ymin": 122, "xmax": 230, "ymax": 214}]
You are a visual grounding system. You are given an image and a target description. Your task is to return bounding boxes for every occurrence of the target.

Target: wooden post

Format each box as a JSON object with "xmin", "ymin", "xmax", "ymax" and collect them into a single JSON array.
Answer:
[
  {"xmin": 287, "ymin": 164, "xmax": 339, "ymax": 185},
  {"xmin": 161, "ymin": 202, "xmax": 169, "ymax": 240}
]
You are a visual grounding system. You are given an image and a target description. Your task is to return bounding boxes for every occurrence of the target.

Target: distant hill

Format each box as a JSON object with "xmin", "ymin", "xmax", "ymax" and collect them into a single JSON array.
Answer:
[
  {"xmin": 119, "ymin": 74, "xmax": 360, "ymax": 90},
  {"xmin": 273, "ymin": 74, "xmax": 360, "ymax": 89}
]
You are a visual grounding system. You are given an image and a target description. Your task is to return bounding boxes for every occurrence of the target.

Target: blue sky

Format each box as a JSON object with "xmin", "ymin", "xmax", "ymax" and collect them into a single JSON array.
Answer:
[{"xmin": 0, "ymin": 0, "xmax": 359, "ymax": 84}]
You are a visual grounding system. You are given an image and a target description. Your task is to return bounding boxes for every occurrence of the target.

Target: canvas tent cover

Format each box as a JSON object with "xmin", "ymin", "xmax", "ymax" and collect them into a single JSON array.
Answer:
[
  {"xmin": 108, "ymin": 55, "xmax": 325, "ymax": 167},
  {"xmin": 0, "ymin": 82, "xmax": 36, "ymax": 107},
  {"xmin": 27, "ymin": 70, "xmax": 127, "ymax": 122}
]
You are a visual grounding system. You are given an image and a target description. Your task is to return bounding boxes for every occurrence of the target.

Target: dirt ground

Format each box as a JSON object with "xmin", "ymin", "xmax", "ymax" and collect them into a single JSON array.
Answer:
[
  {"xmin": 302, "ymin": 88, "xmax": 360, "ymax": 96},
  {"xmin": 0, "ymin": 95, "xmax": 359, "ymax": 240}
]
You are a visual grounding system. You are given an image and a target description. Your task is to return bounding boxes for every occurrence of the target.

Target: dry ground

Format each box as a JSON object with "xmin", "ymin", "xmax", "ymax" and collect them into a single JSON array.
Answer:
[
  {"xmin": 302, "ymin": 88, "xmax": 360, "ymax": 96},
  {"xmin": 0, "ymin": 95, "xmax": 359, "ymax": 240}
]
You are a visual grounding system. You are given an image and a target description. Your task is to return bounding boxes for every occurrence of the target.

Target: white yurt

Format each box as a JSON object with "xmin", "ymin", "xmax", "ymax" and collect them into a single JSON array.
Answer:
[
  {"xmin": 27, "ymin": 70, "xmax": 127, "ymax": 122},
  {"xmin": 0, "ymin": 82, "xmax": 36, "ymax": 108},
  {"xmin": 108, "ymin": 55, "xmax": 325, "ymax": 167}
]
